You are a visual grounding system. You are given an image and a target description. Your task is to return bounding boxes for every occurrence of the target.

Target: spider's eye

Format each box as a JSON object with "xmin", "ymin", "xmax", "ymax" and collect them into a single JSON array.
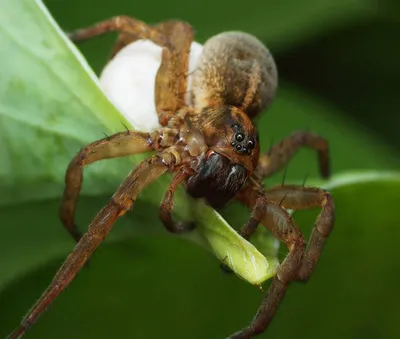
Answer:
[
  {"xmin": 235, "ymin": 133, "xmax": 245, "ymax": 142},
  {"xmin": 235, "ymin": 144, "xmax": 242, "ymax": 151},
  {"xmin": 247, "ymin": 140, "xmax": 255, "ymax": 149}
]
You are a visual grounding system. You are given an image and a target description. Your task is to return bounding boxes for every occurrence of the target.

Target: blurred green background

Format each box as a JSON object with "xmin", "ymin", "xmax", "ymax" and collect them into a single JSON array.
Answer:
[{"xmin": 1, "ymin": 0, "xmax": 400, "ymax": 339}]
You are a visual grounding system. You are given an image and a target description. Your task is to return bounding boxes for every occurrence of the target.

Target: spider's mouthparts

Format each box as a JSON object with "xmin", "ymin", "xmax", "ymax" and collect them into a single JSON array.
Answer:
[{"xmin": 186, "ymin": 152, "xmax": 248, "ymax": 209}]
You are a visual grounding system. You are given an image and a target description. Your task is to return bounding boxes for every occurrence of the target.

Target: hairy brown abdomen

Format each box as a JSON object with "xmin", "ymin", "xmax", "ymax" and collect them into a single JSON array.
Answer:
[{"xmin": 191, "ymin": 31, "xmax": 278, "ymax": 119}]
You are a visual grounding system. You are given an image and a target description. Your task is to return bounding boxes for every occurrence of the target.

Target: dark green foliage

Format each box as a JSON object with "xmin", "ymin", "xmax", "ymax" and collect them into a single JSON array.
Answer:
[{"xmin": 0, "ymin": 1, "xmax": 399, "ymax": 338}]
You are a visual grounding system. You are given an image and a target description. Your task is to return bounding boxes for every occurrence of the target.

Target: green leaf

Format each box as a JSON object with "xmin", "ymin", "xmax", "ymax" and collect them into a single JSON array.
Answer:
[
  {"xmin": 1, "ymin": 0, "xmax": 398, "ymax": 292},
  {"xmin": 0, "ymin": 0, "xmax": 277, "ymax": 288},
  {"xmin": 1, "ymin": 1, "xmax": 399, "ymax": 338},
  {"xmin": 267, "ymin": 172, "xmax": 400, "ymax": 339},
  {"xmin": 2, "ymin": 172, "xmax": 399, "ymax": 339},
  {"xmin": 279, "ymin": 19, "xmax": 400, "ymax": 151}
]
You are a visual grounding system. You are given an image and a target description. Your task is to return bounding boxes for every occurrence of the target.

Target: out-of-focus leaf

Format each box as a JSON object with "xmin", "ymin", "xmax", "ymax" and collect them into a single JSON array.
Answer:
[
  {"xmin": 45, "ymin": 0, "xmax": 381, "ymax": 72},
  {"xmin": 276, "ymin": 20, "xmax": 400, "ymax": 151},
  {"xmin": 266, "ymin": 172, "xmax": 400, "ymax": 339},
  {"xmin": 1, "ymin": 172, "xmax": 399, "ymax": 339}
]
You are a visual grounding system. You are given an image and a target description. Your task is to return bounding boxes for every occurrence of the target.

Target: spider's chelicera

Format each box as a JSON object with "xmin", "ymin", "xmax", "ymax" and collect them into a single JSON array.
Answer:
[{"xmin": 8, "ymin": 16, "xmax": 335, "ymax": 339}]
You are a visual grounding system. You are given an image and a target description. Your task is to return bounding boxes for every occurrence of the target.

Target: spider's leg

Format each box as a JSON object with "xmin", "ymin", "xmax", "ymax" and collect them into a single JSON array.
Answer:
[
  {"xmin": 266, "ymin": 184, "xmax": 335, "ymax": 280},
  {"xmin": 7, "ymin": 154, "xmax": 172, "ymax": 339},
  {"xmin": 228, "ymin": 189, "xmax": 305, "ymax": 339},
  {"xmin": 256, "ymin": 131, "xmax": 330, "ymax": 180},
  {"xmin": 154, "ymin": 21, "xmax": 194, "ymax": 125},
  {"xmin": 69, "ymin": 17, "xmax": 194, "ymax": 125},
  {"xmin": 67, "ymin": 16, "xmax": 167, "ymax": 47},
  {"xmin": 159, "ymin": 169, "xmax": 195, "ymax": 233},
  {"xmin": 60, "ymin": 130, "xmax": 157, "ymax": 242},
  {"xmin": 227, "ymin": 184, "xmax": 335, "ymax": 338},
  {"xmin": 67, "ymin": 17, "xmax": 163, "ymax": 60}
]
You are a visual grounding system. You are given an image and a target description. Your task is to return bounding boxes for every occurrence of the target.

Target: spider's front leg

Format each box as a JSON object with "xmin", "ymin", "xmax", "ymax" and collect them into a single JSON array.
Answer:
[
  {"xmin": 7, "ymin": 152, "xmax": 178, "ymax": 339},
  {"xmin": 60, "ymin": 130, "xmax": 161, "ymax": 242},
  {"xmin": 64, "ymin": 17, "xmax": 195, "ymax": 240},
  {"xmin": 228, "ymin": 184, "xmax": 334, "ymax": 339}
]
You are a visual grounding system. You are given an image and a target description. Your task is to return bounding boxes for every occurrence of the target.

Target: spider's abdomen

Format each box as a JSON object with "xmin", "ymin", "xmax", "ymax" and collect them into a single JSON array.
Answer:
[
  {"xmin": 186, "ymin": 152, "xmax": 248, "ymax": 209},
  {"xmin": 191, "ymin": 31, "xmax": 278, "ymax": 119}
]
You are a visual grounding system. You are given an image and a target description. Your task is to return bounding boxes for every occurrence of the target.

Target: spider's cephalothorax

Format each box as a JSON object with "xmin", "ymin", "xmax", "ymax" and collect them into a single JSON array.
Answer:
[
  {"xmin": 186, "ymin": 106, "xmax": 260, "ymax": 208},
  {"xmin": 8, "ymin": 17, "xmax": 335, "ymax": 339}
]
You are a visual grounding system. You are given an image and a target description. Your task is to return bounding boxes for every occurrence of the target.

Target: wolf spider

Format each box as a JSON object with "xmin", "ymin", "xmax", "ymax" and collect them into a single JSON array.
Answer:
[{"xmin": 8, "ymin": 16, "xmax": 335, "ymax": 339}]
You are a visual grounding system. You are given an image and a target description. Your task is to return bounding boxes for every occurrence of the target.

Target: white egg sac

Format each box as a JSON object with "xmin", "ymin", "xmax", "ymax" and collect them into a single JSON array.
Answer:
[{"xmin": 99, "ymin": 39, "xmax": 204, "ymax": 132}]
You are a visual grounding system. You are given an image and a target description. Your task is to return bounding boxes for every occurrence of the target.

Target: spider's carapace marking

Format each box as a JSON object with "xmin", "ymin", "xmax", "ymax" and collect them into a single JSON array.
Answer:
[{"xmin": 8, "ymin": 17, "xmax": 335, "ymax": 339}]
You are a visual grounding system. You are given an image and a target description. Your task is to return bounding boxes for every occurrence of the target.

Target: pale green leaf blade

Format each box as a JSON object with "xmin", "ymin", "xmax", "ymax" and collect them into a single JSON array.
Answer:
[{"xmin": 0, "ymin": 0, "xmax": 273, "ymax": 289}]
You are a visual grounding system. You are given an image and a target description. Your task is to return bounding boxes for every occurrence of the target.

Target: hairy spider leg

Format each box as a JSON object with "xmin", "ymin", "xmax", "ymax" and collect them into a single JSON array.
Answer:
[
  {"xmin": 256, "ymin": 131, "xmax": 330, "ymax": 179},
  {"xmin": 229, "ymin": 191, "xmax": 305, "ymax": 339},
  {"xmin": 227, "ymin": 184, "xmax": 335, "ymax": 338},
  {"xmin": 7, "ymin": 154, "xmax": 176, "ymax": 339},
  {"xmin": 266, "ymin": 185, "xmax": 335, "ymax": 280},
  {"xmin": 63, "ymin": 16, "xmax": 197, "ymax": 241},
  {"xmin": 154, "ymin": 21, "xmax": 194, "ymax": 125},
  {"xmin": 60, "ymin": 131, "xmax": 156, "ymax": 242},
  {"xmin": 68, "ymin": 17, "xmax": 194, "ymax": 125},
  {"xmin": 68, "ymin": 16, "xmax": 167, "ymax": 48},
  {"xmin": 224, "ymin": 130, "xmax": 332, "ymax": 337},
  {"xmin": 221, "ymin": 130, "xmax": 330, "ymax": 272}
]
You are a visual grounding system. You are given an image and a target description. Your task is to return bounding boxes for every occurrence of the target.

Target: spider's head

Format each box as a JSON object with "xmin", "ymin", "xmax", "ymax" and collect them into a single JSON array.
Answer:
[
  {"xmin": 191, "ymin": 105, "xmax": 260, "ymax": 171},
  {"xmin": 186, "ymin": 106, "xmax": 259, "ymax": 208}
]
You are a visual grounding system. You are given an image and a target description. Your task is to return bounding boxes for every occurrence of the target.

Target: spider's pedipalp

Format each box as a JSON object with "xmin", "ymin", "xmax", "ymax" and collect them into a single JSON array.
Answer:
[{"xmin": 159, "ymin": 169, "xmax": 195, "ymax": 233}]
